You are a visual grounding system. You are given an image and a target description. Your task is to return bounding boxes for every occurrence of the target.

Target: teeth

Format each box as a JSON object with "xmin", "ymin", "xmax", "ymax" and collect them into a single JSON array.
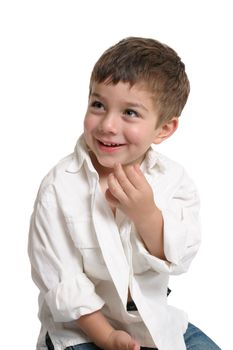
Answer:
[{"xmin": 102, "ymin": 142, "xmax": 121, "ymax": 146}]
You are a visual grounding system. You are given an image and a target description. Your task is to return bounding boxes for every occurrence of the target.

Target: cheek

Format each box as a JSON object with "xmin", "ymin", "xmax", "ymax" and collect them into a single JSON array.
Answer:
[
  {"xmin": 84, "ymin": 115, "xmax": 94, "ymax": 132},
  {"xmin": 125, "ymin": 126, "xmax": 147, "ymax": 144}
]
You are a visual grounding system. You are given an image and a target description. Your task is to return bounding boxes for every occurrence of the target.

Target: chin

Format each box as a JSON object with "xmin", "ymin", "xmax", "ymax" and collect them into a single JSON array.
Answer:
[
  {"xmin": 98, "ymin": 160, "xmax": 115, "ymax": 169},
  {"xmin": 90, "ymin": 155, "xmax": 114, "ymax": 171}
]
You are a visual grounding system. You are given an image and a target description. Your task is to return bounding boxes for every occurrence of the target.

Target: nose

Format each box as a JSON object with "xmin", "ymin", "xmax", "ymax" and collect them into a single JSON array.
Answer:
[{"xmin": 99, "ymin": 113, "xmax": 118, "ymax": 134}]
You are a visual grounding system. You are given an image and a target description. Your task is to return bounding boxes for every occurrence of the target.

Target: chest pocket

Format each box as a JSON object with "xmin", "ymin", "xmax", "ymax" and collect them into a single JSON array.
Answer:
[{"xmin": 66, "ymin": 217, "xmax": 110, "ymax": 280}]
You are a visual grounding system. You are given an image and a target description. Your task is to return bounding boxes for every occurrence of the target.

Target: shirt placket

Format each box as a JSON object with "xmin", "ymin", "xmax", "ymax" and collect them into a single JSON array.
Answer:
[{"xmin": 91, "ymin": 179, "xmax": 130, "ymax": 309}]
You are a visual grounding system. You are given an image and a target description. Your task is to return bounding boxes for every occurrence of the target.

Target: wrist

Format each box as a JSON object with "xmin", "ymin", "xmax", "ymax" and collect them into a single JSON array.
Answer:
[
  {"xmin": 133, "ymin": 205, "xmax": 165, "ymax": 259},
  {"xmin": 94, "ymin": 327, "xmax": 115, "ymax": 350},
  {"xmin": 102, "ymin": 329, "xmax": 116, "ymax": 350},
  {"xmin": 133, "ymin": 204, "xmax": 160, "ymax": 228},
  {"xmin": 76, "ymin": 311, "xmax": 114, "ymax": 349}
]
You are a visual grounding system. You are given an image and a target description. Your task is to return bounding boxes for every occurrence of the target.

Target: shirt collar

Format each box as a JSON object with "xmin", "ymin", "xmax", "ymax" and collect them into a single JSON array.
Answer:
[
  {"xmin": 141, "ymin": 147, "xmax": 166, "ymax": 173},
  {"xmin": 65, "ymin": 135, "xmax": 166, "ymax": 174},
  {"xmin": 65, "ymin": 134, "xmax": 96, "ymax": 174}
]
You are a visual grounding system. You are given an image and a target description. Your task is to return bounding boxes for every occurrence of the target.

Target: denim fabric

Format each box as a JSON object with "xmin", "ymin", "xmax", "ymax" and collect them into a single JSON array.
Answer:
[
  {"xmin": 184, "ymin": 323, "xmax": 221, "ymax": 349},
  {"xmin": 65, "ymin": 344, "xmax": 102, "ymax": 350},
  {"xmin": 46, "ymin": 323, "xmax": 221, "ymax": 350}
]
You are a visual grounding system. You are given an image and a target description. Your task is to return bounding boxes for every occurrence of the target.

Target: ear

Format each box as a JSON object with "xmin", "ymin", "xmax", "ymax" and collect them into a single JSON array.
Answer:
[{"xmin": 153, "ymin": 117, "xmax": 179, "ymax": 145}]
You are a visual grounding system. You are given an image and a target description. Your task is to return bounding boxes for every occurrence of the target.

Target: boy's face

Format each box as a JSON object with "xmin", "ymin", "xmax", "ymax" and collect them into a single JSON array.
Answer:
[{"xmin": 84, "ymin": 81, "xmax": 175, "ymax": 174}]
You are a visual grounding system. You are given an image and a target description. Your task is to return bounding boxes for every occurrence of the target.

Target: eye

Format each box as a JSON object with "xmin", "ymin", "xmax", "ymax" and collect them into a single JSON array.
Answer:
[
  {"xmin": 90, "ymin": 100, "xmax": 105, "ymax": 110},
  {"xmin": 123, "ymin": 109, "xmax": 139, "ymax": 118}
]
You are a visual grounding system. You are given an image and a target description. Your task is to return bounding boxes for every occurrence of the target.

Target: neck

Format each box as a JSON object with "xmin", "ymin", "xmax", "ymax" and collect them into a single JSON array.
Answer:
[{"xmin": 89, "ymin": 152, "xmax": 113, "ymax": 178}]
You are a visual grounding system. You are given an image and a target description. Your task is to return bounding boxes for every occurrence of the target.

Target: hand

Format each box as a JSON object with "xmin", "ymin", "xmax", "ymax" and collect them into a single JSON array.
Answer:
[
  {"xmin": 105, "ymin": 163, "xmax": 156, "ymax": 224},
  {"xmin": 104, "ymin": 329, "xmax": 140, "ymax": 350},
  {"xmin": 106, "ymin": 163, "xmax": 165, "ymax": 258}
]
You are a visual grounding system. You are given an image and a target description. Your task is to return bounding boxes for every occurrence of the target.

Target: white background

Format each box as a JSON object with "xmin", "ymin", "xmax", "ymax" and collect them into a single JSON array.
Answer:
[{"xmin": 0, "ymin": 1, "xmax": 232, "ymax": 348}]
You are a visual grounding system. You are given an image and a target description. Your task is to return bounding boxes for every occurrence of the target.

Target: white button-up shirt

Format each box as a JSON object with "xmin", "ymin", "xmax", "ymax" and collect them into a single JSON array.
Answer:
[{"xmin": 28, "ymin": 135, "xmax": 201, "ymax": 350}]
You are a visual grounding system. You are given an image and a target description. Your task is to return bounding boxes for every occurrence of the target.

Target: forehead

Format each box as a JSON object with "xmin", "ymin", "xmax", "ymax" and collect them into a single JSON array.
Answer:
[{"xmin": 90, "ymin": 80, "xmax": 154, "ymax": 101}]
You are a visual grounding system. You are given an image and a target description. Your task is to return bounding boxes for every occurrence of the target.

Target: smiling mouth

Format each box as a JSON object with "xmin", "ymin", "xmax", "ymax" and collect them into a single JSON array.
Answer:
[{"xmin": 98, "ymin": 140, "xmax": 124, "ymax": 148}]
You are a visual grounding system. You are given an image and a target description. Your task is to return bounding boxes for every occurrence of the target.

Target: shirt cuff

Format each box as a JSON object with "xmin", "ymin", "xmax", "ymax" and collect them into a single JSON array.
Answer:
[
  {"xmin": 135, "ymin": 206, "xmax": 201, "ymax": 275},
  {"xmin": 44, "ymin": 273, "xmax": 105, "ymax": 322},
  {"xmin": 135, "ymin": 238, "xmax": 172, "ymax": 273}
]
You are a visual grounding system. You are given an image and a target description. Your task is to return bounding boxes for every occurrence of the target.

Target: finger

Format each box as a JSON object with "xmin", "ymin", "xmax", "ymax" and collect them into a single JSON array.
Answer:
[
  {"xmin": 124, "ymin": 164, "xmax": 146, "ymax": 190},
  {"xmin": 128, "ymin": 339, "xmax": 140, "ymax": 350},
  {"xmin": 107, "ymin": 173, "xmax": 128, "ymax": 202},
  {"xmin": 113, "ymin": 163, "xmax": 136, "ymax": 193},
  {"xmin": 133, "ymin": 342, "xmax": 140, "ymax": 350},
  {"xmin": 105, "ymin": 188, "xmax": 119, "ymax": 207}
]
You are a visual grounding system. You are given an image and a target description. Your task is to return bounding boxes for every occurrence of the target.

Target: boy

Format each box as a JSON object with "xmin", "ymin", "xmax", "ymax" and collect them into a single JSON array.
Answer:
[{"xmin": 28, "ymin": 37, "xmax": 220, "ymax": 350}]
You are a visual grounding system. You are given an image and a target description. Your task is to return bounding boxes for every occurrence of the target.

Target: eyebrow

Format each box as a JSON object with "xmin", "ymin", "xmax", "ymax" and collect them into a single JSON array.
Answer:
[{"xmin": 90, "ymin": 92, "xmax": 149, "ymax": 112}]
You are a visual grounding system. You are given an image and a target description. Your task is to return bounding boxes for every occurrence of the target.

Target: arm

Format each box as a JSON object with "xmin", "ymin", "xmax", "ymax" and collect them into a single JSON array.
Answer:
[
  {"xmin": 106, "ymin": 163, "xmax": 166, "ymax": 260},
  {"xmin": 76, "ymin": 310, "xmax": 140, "ymax": 350},
  {"xmin": 28, "ymin": 183, "xmax": 105, "ymax": 322},
  {"xmin": 132, "ymin": 204, "xmax": 165, "ymax": 260},
  {"xmin": 29, "ymin": 179, "xmax": 140, "ymax": 349},
  {"xmin": 106, "ymin": 162, "xmax": 201, "ymax": 275},
  {"xmin": 132, "ymin": 166, "xmax": 201, "ymax": 275}
]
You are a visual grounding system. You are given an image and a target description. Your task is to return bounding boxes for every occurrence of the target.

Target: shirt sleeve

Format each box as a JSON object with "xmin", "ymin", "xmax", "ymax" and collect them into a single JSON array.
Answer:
[
  {"xmin": 135, "ymin": 169, "xmax": 201, "ymax": 275},
  {"xmin": 28, "ymin": 182, "xmax": 105, "ymax": 323}
]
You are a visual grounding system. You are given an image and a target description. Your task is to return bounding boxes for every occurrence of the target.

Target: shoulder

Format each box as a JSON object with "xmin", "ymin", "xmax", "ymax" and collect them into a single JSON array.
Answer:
[
  {"xmin": 149, "ymin": 149, "xmax": 186, "ymax": 180},
  {"xmin": 156, "ymin": 151, "xmax": 184, "ymax": 172},
  {"xmin": 36, "ymin": 153, "xmax": 75, "ymax": 200},
  {"xmin": 148, "ymin": 149, "xmax": 198, "ymax": 195},
  {"xmin": 38, "ymin": 135, "xmax": 87, "ymax": 192},
  {"xmin": 42, "ymin": 153, "xmax": 74, "ymax": 184}
]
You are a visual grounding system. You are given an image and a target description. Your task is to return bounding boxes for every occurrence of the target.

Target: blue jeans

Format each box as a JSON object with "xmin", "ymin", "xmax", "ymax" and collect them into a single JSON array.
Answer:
[{"xmin": 46, "ymin": 323, "xmax": 221, "ymax": 350}]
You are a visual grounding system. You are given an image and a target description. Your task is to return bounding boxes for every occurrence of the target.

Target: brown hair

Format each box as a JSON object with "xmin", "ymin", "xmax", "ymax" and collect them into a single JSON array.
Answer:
[{"xmin": 89, "ymin": 37, "xmax": 190, "ymax": 125}]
